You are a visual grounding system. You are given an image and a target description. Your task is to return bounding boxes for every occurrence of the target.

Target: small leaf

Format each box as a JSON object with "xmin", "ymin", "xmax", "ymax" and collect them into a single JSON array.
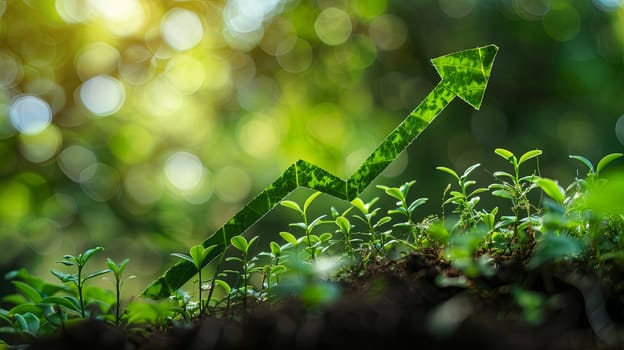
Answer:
[
  {"xmin": 51, "ymin": 270, "xmax": 78, "ymax": 284},
  {"xmin": 350, "ymin": 198, "xmax": 368, "ymax": 215},
  {"xmin": 494, "ymin": 148, "xmax": 515, "ymax": 162},
  {"xmin": 83, "ymin": 269, "xmax": 111, "ymax": 282},
  {"xmin": 335, "ymin": 216, "xmax": 351, "ymax": 234},
  {"xmin": 213, "ymin": 279, "xmax": 231, "ymax": 295},
  {"xmin": 279, "ymin": 231, "xmax": 298, "ymax": 246},
  {"xmin": 303, "ymin": 191, "xmax": 322, "ymax": 214},
  {"xmin": 569, "ymin": 155, "xmax": 594, "ymax": 173},
  {"xmin": 596, "ymin": 153, "xmax": 623, "ymax": 176},
  {"xmin": 12, "ymin": 281, "xmax": 42, "ymax": 303},
  {"xmin": 170, "ymin": 253, "xmax": 194, "ymax": 265},
  {"xmin": 436, "ymin": 166, "xmax": 460, "ymax": 181},
  {"xmin": 280, "ymin": 200, "xmax": 302, "ymax": 214},
  {"xmin": 468, "ymin": 187, "xmax": 489, "ymax": 198},
  {"xmin": 375, "ymin": 216, "xmax": 392, "ymax": 227},
  {"xmin": 492, "ymin": 171, "xmax": 514, "ymax": 179},
  {"xmin": 535, "ymin": 178, "xmax": 565, "ymax": 205},
  {"xmin": 40, "ymin": 296, "xmax": 82, "ymax": 315},
  {"xmin": 518, "ymin": 149, "xmax": 542, "ymax": 166},
  {"xmin": 462, "ymin": 163, "xmax": 481, "ymax": 178},
  {"xmin": 230, "ymin": 235, "xmax": 248, "ymax": 253},
  {"xmin": 491, "ymin": 189, "xmax": 514, "ymax": 200},
  {"xmin": 80, "ymin": 247, "xmax": 104, "ymax": 265},
  {"xmin": 407, "ymin": 198, "xmax": 428, "ymax": 213},
  {"xmin": 269, "ymin": 242, "xmax": 281, "ymax": 256},
  {"xmin": 379, "ymin": 186, "xmax": 404, "ymax": 201},
  {"xmin": 247, "ymin": 236, "xmax": 259, "ymax": 250}
]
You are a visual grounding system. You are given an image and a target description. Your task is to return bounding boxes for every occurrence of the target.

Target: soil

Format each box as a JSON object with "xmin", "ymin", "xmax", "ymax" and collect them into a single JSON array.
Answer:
[{"xmin": 26, "ymin": 252, "xmax": 624, "ymax": 350}]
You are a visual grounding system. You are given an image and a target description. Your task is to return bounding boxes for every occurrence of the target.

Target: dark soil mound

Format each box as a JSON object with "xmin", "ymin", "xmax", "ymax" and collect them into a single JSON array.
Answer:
[{"xmin": 28, "ymin": 253, "xmax": 624, "ymax": 350}]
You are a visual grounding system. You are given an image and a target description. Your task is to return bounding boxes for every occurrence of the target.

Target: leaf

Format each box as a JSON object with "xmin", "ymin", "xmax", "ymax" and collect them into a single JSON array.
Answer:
[
  {"xmin": 15, "ymin": 313, "xmax": 39, "ymax": 334},
  {"xmin": 335, "ymin": 216, "xmax": 351, "ymax": 234},
  {"xmin": 518, "ymin": 149, "xmax": 542, "ymax": 166},
  {"xmin": 269, "ymin": 242, "xmax": 281, "ymax": 256},
  {"xmin": 303, "ymin": 191, "xmax": 322, "ymax": 214},
  {"xmin": 350, "ymin": 198, "xmax": 368, "ymax": 215},
  {"xmin": 279, "ymin": 200, "xmax": 302, "ymax": 214},
  {"xmin": 247, "ymin": 236, "xmax": 259, "ymax": 250},
  {"xmin": 39, "ymin": 296, "xmax": 82, "ymax": 315},
  {"xmin": 407, "ymin": 198, "xmax": 428, "ymax": 212},
  {"xmin": 213, "ymin": 279, "xmax": 231, "ymax": 295},
  {"xmin": 378, "ymin": 185, "xmax": 404, "ymax": 201},
  {"xmin": 569, "ymin": 155, "xmax": 594, "ymax": 173},
  {"xmin": 462, "ymin": 163, "xmax": 481, "ymax": 178},
  {"xmin": 79, "ymin": 246, "xmax": 104, "ymax": 265},
  {"xmin": 141, "ymin": 44, "xmax": 499, "ymax": 299},
  {"xmin": 535, "ymin": 178, "xmax": 565, "ymax": 205},
  {"xmin": 494, "ymin": 148, "xmax": 515, "ymax": 162},
  {"xmin": 230, "ymin": 236, "xmax": 249, "ymax": 253},
  {"xmin": 189, "ymin": 244, "xmax": 216, "ymax": 269},
  {"xmin": 492, "ymin": 171, "xmax": 514, "ymax": 179},
  {"xmin": 106, "ymin": 258, "xmax": 129, "ymax": 276},
  {"xmin": 83, "ymin": 269, "xmax": 111, "ymax": 282},
  {"xmin": 436, "ymin": 166, "xmax": 460, "ymax": 181},
  {"xmin": 170, "ymin": 253, "xmax": 194, "ymax": 265},
  {"xmin": 596, "ymin": 153, "xmax": 623, "ymax": 176},
  {"xmin": 279, "ymin": 232, "xmax": 298, "ymax": 246},
  {"xmin": 491, "ymin": 189, "xmax": 514, "ymax": 200},
  {"xmin": 51, "ymin": 270, "xmax": 78, "ymax": 284},
  {"xmin": 11, "ymin": 282, "xmax": 41, "ymax": 303}
]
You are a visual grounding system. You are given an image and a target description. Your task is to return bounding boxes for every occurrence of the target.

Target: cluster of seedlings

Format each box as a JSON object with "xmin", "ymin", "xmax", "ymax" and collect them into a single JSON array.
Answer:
[{"xmin": 1, "ymin": 148, "xmax": 624, "ymax": 348}]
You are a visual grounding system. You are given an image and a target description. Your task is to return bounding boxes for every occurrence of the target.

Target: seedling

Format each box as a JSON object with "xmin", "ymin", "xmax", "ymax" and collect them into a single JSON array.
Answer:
[
  {"xmin": 377, "ymin": 180, "xmax": 428, "ymax": 245},
  {"xmin": 489, "ymin": 148, "xmax": 543, "ymax": 249},
  {"xmin": 51, "ymin": 247, "xmax": 111, "ymax": 318},
  {"xmin": 227, "ymin": 235, "xmax": 261, "ymax": 310},
  {"xmin": 350, "ymin": 197, "xmax": 393, "ymax": 259},
  {"xmin": 280, "ymin": 191, "xmax": 327, "ymax": 261},
  {"xmin": 104, "ymin": 258, "xmax": 134, "ymax": 326},
  {"xmin": 437, "ymin": 163, "xmax": 489, "ymax": 231},
  {"xmin": 171, "ymin": 244, "xmax": 217, "ymax": 315}
]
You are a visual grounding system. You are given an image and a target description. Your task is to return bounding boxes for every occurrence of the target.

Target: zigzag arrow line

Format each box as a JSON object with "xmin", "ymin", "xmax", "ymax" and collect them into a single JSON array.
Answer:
[{"xmin": 142, "ymin": 44, "xmax": 499, "ymax": 299}]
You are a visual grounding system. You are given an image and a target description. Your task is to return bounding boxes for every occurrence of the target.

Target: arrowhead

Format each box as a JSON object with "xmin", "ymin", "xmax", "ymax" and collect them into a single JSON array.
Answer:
[{"xmin": 431, "ymin": 44, "xmax": 498, "ymax": 110}]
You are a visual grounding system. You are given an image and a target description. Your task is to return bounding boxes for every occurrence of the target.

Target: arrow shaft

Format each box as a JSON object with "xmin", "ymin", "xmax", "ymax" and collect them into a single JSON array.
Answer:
[
  {"xmin": 347, "ymin": 82, "xmax": 456, "ymax": 199},
  {"xmin": 142, "ymin": 84, "xmax": 456, "ymax": 299}
]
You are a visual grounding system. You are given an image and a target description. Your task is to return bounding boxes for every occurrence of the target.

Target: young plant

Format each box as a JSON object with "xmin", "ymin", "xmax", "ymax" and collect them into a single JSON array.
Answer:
[
  {"xmin": 489, "ymin": 148, "xmax": 543, "ymax": 249},
  {"xmin": 350, "ymin": 197, "xmax": 393, "ymax": 259},
  {"xmin": 51, "ymin": 247, "xmax": 111, "ymax": 318},
  {"xmin": 227, "ymin": 235, "xmax": 261, "ymax": 310},
  {"xmin": 377, "ymin": 180, "xmax": 428, "ymax": 245},
  {"xmin": 280, "ymin": 191, "xmax": 327, "ymax": 261},
  {"xmin": 328, "ymin": 207, "xmax": 361, "ymax": 276},
  {"xmin": 437, "ymin": 163, "xmax": 489, "ymax": 231},
  {"xmin": 258, "ymin": 241, "xmax": 288, "ymax": 297},
  {"xmin": 171, "ymin": 244, "xmax": 217, "ymax": 316},
  {"xmin": 104, "ymin": 258, "xmax": 134, "ymax": 326}
]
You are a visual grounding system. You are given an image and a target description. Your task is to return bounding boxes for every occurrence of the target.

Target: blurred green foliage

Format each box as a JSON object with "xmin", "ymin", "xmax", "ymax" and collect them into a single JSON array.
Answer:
[{"xmin": 0, "ymin": 0, "xmax": 623, "ymax": 295}]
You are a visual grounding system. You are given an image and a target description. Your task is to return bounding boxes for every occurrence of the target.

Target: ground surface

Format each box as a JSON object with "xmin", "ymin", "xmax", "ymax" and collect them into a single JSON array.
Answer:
[{"xmin": 27, "ymin": 252, "xmax": 624, "ymax": 350}]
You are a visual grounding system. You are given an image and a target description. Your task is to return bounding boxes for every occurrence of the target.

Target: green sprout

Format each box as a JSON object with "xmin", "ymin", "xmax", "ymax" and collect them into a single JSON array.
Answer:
[
  {"xmin": 437, "ymin": 163, "xmax": 489, "ymax": 231},
  {"xmin": 227, "ymin": 235, "xmax": 261, "ymax": 310},
  {"xmin": 51, "ymin": 247, "xmax": 111, "ymax": 318},
  {"xmin": 489, "ymin": 148, "xmax": 543, "ymax": 249},
  {"xmin": 280, "ymin": 191, "xmax": 327, "ymax": 261},
  {"xmin": 104, "ymin": 258, "xmax": 134, "ymax": 326},
  {"xmin": 171, "ymin": 244, "xmax": 217, "ymax": 316},
  {"xmin": 377, "ymin": 180, "xmax": 428, "ymax": 246}
]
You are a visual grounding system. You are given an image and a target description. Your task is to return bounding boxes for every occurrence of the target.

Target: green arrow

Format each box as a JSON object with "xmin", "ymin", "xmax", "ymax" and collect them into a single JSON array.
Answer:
[{"xmin": 142, "ymin": 44, "xmax": 499, "ymax": 299}]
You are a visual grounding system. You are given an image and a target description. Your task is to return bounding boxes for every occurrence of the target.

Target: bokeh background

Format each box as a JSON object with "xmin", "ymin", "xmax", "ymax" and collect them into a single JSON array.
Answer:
[{"xmin": 1, "ymin": 0, "xmax": 623, "ymax": 296}]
